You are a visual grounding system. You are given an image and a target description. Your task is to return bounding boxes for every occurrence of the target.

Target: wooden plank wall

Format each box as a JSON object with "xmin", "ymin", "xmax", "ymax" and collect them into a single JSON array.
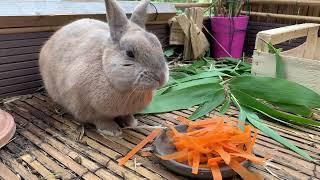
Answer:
[
  {"xmin": 0, "ymin": 24, "xmax": 169, "ymax": 99},
  {"xmin": 0, "ymin": 1, "xmax": 174, "ymax": 99},
  {"xmin": 243, "ymin": 2, "xmax": 320, "ymax": 56},
  {"xmin": 249, "ymin": 3, "xmax": 320, "ymax": 24}
]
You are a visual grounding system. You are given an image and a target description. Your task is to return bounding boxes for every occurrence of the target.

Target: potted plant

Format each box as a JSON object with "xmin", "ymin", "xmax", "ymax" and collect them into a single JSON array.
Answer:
[{"xmin": 210, "ymin": 0, "xmax": 249, "ymax": 58}]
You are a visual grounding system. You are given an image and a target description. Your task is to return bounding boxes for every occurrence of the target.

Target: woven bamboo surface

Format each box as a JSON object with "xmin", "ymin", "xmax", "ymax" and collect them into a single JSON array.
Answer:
[{"xmin": 0, "ymin": 93, "xmax": 319, "ymax": 180}]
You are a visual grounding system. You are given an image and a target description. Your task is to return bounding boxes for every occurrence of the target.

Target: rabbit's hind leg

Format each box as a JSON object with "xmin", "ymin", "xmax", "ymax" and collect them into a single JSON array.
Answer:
[
  {"xmin": 115, "ymin": 115, "xmax": 138, "ymax": 128},
  {"xmin": 95, "ymin": 118, "xmax": 122, "ymax": 137}
]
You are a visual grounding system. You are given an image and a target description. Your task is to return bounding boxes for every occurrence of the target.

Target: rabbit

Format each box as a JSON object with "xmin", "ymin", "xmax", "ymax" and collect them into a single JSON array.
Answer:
[{"xmin": 38, "ymin": 0, "xmax": 169, "ymax": 136}]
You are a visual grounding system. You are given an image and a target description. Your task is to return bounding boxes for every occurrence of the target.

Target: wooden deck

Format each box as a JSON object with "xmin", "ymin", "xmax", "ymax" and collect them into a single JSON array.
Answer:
[{"xmin": 0, "ymin": 93, "xmax": 319, "ymax": 180}]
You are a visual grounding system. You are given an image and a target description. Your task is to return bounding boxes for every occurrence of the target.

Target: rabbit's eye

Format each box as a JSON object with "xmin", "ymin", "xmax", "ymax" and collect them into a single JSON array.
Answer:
[{"xmin": 126, "ymin": 51, "xmax": 134, "ymax": 58}]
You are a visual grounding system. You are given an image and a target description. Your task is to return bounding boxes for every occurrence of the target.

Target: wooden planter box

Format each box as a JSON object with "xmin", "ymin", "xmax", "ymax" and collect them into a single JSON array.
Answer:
[{"xmin": 252, "ymin": 23, "xmax": 320, "ymax": 94}]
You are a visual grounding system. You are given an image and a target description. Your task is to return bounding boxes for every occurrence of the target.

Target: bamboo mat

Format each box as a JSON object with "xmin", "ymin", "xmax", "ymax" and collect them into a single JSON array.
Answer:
[{"xmin": 0, "ymin": 93, "xmax": 319, "ymax": 180}]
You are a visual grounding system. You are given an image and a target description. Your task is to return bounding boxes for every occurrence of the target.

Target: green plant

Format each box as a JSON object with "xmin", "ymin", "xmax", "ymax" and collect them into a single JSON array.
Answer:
[
  {"xmin": 141, "ymin": 44, "xmax": 320, "ymax": 161},
  {"xmin": 212, "ymin": 0, "xmax": 245, "ymax": 17}
]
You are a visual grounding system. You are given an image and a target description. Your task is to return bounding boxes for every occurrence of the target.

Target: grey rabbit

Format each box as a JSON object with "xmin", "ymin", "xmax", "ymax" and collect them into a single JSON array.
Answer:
[{"xmin": 39, "ymin": 0, "xmax": 169, "ymax": 136}]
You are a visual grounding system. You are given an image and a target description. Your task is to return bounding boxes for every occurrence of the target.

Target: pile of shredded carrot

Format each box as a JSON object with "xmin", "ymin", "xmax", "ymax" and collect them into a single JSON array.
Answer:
[
  {"xmin": 163, "ymin": 116, "xmax": 267, "ymax": 180},
  {"xmin": 118, "ymin": 116, "xmax": 269, "ymax": 180}
]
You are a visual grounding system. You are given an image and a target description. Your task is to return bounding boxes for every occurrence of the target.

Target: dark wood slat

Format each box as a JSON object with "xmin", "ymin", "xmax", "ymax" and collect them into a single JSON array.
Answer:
[
  {"xmin": 0, "ymin": 80, "xmax": 42, "ymax": 95},
  {"xmin": 0, "ymin": 87, "xmax": 40, "ymax": 98},
  {"xmin": 0, "ymin": 46, "xmax": 40, "ymax": 57},
  {"xmin": 0, "ymin": 38, "xmax": 47, "ymax": 49},
  {"xmin": 0, "ymin": 53, "xmax": 38, "ymax": 65},
  {"xmin": 0, "ymin": 60, "xmax": 38, "ymax": 72},
  {"xmin": 0, "ymin": 74, "xmax": 41, "ymax": 87},
  {"xmin": 0, "ymin": 31, "xmax": 53, "ymax": 41},
  {"xmin": 0, "ymin": 67, "xmax": 39, "ymax": 80}
]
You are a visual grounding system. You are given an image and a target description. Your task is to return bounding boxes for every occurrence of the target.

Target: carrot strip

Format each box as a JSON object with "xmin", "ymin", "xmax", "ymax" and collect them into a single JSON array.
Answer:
[
  {"xmin": 188, "ymin": 151, "xmax": 194, "ymax": 166},
  {"xmin": 176, "ymin": 116, "xmax": 192, "ymax": 125},
  {"xmin": 228, "ymin": 159, "xmax": 264, "ymax": 180},
  {"xmin": 212, "ymin": 146, "xmax": 231, "ymax": 165},
  {"xmin": 118, "ymin": 128, "xmax": 161, "ymax": 166},
  {"xmin": 140, "ymin": 151, "xmax": 152, "ymax": 157},
  {"xmin": 210, "ymin": 162, "xmax": 222, "ymax": 180},
  {"xmin": 160, "ymin": 149, "xmax": 188, "ymax": 160},
  {"xmin": 230, "ymin": 153, "xmax": 267, "ymax": 165},
  {"xmin": 169, "ymin": 125, "xmax": 181, "ymax": 137},
  {"xmin": 208, "ymin": 157, "xmax": 223, "ymax": 165},
  {"xmin": 192, "ymin": 151, "xmax": 200, "ymax": 174},
  {"xmin": 247, "ymin": 128, "xmax": 258, "ymax": 153}
]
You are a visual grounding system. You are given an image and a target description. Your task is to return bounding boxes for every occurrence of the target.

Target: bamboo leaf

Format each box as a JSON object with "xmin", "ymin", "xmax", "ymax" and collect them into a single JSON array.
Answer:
[
  {"xmin": 272, "ymin": 103, "xmax": 312, "ymax": 118},
  {"xmin": 231, "ymin": 94, "xmax": 246, "ymax": 130},
  {"xmin": 230, "ymin": 76, "xmax": 320, "ymax": 108},
  {"xmin": 176, "ymin": 71, "xmax": 229, "ymax": 83},
  {"xmin": 169, "ymin": 72, "xmax": 190, "ymax": 79},
  {"xmin": 219, "ymin": 98, "xmax": 231, "ymax": 114},
  {"xmin": 231, "ymin": 89, "xmax": 320, "ymax": 126},
  {"xmin": 189, "ymin": 90, "xmax": 225, "ymax": 120},
  {"xmin": 243, "ymin": 107, "xmax": 314, "ymax": 161},
  {"xmin": 267, "ymin": 42, "xmax": 285, "ymax": 78},
  {"xmin": 143, "ymin": 83, "xmax": 223, "ymax": 114},
  {"xmin": 166, "ymin": 77, "xmax": 221, "ymax": 93}
]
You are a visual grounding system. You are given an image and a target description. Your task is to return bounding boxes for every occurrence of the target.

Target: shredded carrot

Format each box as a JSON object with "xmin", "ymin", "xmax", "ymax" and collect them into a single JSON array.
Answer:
[
  {"xmin": 140, "ymin": 151, "xmax": 153, "ymax": 157},
  {"xmin": 160, "ymin": 149, "xmax": 188, "ymax": 160},
  {"xmin": 176, "ymin": 116, "xmax": 192, "ymax": 125},
  {"xmin": 247, "ymin": 128, "xmax": 258, "ymax": 153},
  {"xmin": 210, "ymin": 162, "xmax": 222, "ymax": 180},
  {"xmin": 228, "ymin": 159, "xmax": 264, "ymax": 180},
  {"xmin": 212, "ymin": 146, "xmax": 231, "ymax": 165},
  {"xmin": 159, "ymin": 116, "xmax": 269, "ymax": 180},
  {"xmin": 192, "ymin": 151, "xmax": 200, "ymax": 174},
  {"xmin": 120, "ymin": 115, "xmax": 268, "ymax": 180},
  {"xmin": 118, "ymin": 128, "xmax": 161, "ymax": 166}
]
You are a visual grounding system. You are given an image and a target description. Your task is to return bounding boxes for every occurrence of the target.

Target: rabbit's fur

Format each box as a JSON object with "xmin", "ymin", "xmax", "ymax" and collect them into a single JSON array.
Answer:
[{"xmin": 39, "ymin": 0, "xmax": 169, "ymax": 136}]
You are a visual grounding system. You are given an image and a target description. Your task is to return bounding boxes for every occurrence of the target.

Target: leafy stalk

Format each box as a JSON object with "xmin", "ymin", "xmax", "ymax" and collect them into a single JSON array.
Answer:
[{"xmin": 243, "ymin": 107, "xmax": 314, "ymax": 161}]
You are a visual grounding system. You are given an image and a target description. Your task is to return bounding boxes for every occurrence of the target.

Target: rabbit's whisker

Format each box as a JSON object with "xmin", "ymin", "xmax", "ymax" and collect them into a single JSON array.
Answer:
[{"xmin": 123, "ymin": 86, "xmax": 138, "ymax": 107}]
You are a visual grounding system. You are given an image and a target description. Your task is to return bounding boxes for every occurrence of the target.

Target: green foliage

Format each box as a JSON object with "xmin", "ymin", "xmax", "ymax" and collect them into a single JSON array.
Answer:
[
  {"xmin": 243, "ymin": 107, "xmax": 313, "ymax": 161},
  {"xmin": 140, "ymin": 54, "xmax": 320, "ymax": 161}
]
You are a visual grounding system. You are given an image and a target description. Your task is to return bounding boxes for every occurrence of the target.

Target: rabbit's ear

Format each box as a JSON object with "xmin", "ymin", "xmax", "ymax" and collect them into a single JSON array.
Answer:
[
  {"xmin": 130, "ymin": 0, "xmax": 150, "ymax": 29},
  {"xmin": 104, "ymin": 0, "xmax": 128, "ymax": 41}
]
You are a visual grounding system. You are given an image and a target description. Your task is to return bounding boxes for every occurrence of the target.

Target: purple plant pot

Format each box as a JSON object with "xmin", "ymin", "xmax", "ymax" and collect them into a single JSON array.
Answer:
[{"xmin": 210, "ymin": 15, "xmax": 249, "ymax": 58}]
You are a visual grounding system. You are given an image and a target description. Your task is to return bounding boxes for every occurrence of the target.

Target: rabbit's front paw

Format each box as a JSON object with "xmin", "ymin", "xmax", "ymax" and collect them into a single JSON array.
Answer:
[
  {"xmin": 116, "ymin": 115, "xmax": 138, "ymax": 128},
  {"xmin": 96, "ymin": 120, "xmax": 122, "ymax": 137}
]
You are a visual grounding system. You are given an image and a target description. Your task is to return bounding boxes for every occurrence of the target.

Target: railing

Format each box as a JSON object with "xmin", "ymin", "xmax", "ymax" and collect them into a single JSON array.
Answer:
[{"xmin": 173, "ymin": 0, "xmax": 320, "ymax": 24}]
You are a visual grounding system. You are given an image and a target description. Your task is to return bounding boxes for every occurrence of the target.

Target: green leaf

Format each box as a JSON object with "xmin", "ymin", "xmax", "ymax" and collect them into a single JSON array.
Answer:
[
  {"xmin": 169, "ymin": 72, "xmax": 190, "ymax": 79},
  {"xmin": 219, "ymin": 98, "xmax": 231, "ymax": 114},
  {"xmin": 231, "ymin": 94, "xmax": 246, "ymax": 130},
  {"xmin": 176, "ymin": 71, "xmax": 228, "ymax": 84},
  {"xmin": 164, "ymin": 48, "xmax": 174, "ymax": 57},
  {"xmin": 165, "ymin": 77, "xmax": 221, "ymax": 93},
  {"xmin": 189, "ymin": 90, "xmax": 225, "ymax": 120},
  {"xmin": 222, "ymin": 57, "xmax": 251, "ymax": 68},
  {"xmin": 171, "ymin": 66, "xmax": 197, "ymax": 75},
  {"xmin": 189, "ymin": 60, "xmax": 208, "ymax": 69},
  {"xmin": 143, "ymin": 83, "xmax": 223, "ymax": 114},
  {"xmin": 267, "ymin": 42, "xmax": 285, "ymax": 78},
  {"xmin": 243, "ymin": 107, "xmax": 314, "ymax": 161},
  {"xmin": 230, "ymin": 76, "xmax": 320, "ymax": 108},
  {"xmin": 231, "ymin": 89, "xmax": 320, "ymax": 126},
  {"xmin": 272, "ymin": 103, "xmax": 312, "ymax": 118}
]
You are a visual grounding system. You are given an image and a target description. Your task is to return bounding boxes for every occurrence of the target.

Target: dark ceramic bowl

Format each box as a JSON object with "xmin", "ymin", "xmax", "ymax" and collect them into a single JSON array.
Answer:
[{"xmin": 153, "ymin": 125, "xmax": 250, "ymax": 179}]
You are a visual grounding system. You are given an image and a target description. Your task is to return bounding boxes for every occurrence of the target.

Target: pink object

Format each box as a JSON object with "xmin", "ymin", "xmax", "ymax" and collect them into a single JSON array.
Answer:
[
  {"xmin": 0, "ymin": 109, "xmax": 16, "ymax": 149},
  {"xmin": 210, "ymin": 15, "xmax": 249, "ymax": 58}
]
